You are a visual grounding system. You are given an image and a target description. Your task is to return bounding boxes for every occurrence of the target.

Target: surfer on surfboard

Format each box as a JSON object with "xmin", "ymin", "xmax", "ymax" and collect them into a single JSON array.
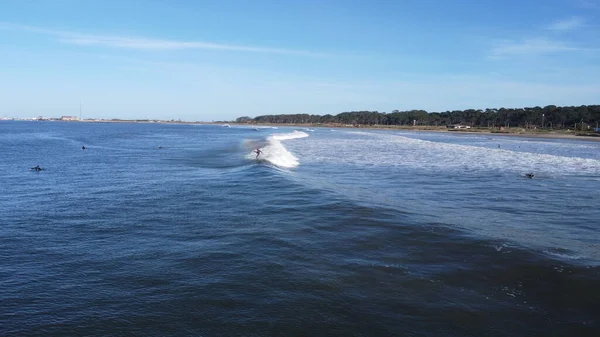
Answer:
[{"xmin": 254, "ymin": 148, "xmax": 262, "ymax": 159}]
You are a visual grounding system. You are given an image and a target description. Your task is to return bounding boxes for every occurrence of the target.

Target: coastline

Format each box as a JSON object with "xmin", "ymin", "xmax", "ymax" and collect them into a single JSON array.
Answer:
[
  {"xmin": 459, "ymin": 130, "xmax": 600, "ymax": 142},
  {"xmin": 9, "ymin": 119, "xmax": 600, "ymax": 142},
  {"xmin": 240, "ymin": 122, "xmax": 600, "ymax": 142}
]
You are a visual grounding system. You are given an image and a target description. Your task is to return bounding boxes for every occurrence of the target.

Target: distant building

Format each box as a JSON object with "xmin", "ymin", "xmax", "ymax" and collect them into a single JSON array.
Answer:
[
  {"xmin": 447, "ymin": 124, "xmax": 471, "ymax": 129},
  {"xmin": 61, "ymin": 116, "xmax": 79, "ymax": 121}
]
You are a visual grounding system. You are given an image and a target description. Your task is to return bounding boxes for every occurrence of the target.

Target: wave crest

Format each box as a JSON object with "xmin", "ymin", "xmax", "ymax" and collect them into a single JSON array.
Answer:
[
  {"xmin": 270, "ymin": 130, "xmax": 309, "ymax": 141},
  {"xmin": 244, "ymin": 131, "xmax": 308, "ymax": 168}
]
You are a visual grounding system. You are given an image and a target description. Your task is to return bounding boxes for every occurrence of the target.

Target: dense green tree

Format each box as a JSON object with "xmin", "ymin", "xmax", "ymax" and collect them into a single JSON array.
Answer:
[
  {"xmin": 235, "ymin": 105, "xmax": 600, "ymax": 130},
  {"xmin": 236, "ymin": 116, "xmax": 252, "ymax": 123}
]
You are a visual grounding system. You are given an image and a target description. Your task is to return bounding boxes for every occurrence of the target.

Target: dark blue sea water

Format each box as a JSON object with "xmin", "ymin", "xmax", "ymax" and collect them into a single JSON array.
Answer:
[{"xmin": 1, "ymin": 121, "xmax": 599, "ymax": 336}]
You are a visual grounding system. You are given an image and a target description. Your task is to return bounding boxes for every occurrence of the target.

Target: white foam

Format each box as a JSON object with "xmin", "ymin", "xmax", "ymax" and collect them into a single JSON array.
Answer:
[
  {"xmin": 270, "ymin": 131, "xmax": 309, "ymax": 141},
  {"xmin": 277, "ymin": 130, "xmax": 600, "ymax": 265},
  {"xmin": 297, "ymin": 131, "xmax": 600, "ymax": 176},
  {"xmin": 244, "ymin": 131, "xmax": 309, "ymax": 168}
]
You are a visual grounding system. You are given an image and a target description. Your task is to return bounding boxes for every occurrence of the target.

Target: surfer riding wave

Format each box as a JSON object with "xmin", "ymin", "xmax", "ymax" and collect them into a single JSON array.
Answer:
[{"xmin": 244, "ymin": 130, "xmax": 309, "ymax": 168}]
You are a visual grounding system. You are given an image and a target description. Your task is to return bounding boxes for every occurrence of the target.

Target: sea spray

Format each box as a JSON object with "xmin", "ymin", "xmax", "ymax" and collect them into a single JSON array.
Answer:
[{"xmin": 244, "ymin": 131, "xmax": 309, "ymax": 168}]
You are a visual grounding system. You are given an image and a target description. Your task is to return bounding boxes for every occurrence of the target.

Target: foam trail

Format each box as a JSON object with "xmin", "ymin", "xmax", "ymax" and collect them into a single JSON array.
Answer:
[
  {"xmin": 314, "ymin": 131, "xmax": 600, "ymax": 176},
  {"xmin": 244, "ymin": 131, "xmax": 308, "ymax": 168},
  {"xmin": 271, "ymin": 130, "xmax": 309, "ymax": 141}
]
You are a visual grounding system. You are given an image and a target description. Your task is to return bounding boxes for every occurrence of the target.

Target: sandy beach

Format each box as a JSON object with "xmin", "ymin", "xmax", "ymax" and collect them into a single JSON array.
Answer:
[{"xmin": 235, "ymin": 122, "xmax": 600, "ymax": 142}]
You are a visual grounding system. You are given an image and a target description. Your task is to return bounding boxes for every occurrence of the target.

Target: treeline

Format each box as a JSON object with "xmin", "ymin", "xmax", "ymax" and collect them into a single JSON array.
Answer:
[{"xmin": 236, "ymin": 105, "xmax": 600, "ymax": 129}]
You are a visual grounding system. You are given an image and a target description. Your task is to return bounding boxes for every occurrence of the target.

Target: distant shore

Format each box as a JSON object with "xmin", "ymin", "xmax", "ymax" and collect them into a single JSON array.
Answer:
[
  {"xmin": 7, "ymin": 118, "xmax": 600, "ymax": 142},
  {"xmin": 238, "ymin": 122, "xmax": 600, "ymax": 142}
]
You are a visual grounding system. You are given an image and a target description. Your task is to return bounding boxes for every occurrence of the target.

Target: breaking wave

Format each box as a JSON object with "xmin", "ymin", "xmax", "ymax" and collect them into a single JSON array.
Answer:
[
  {"xmin": 300, "ymin": 131, "xmax": 600, "ymax": 176},
  {"xmin": 244, "ymin": 131, "xmax": 309, "ymax": 169}
]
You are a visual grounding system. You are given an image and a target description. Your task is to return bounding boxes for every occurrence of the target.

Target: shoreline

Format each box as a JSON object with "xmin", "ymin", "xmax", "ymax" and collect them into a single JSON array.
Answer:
[
  {"xmin": 455, "ymin": 130, "xmax": 600, "ymax": 142},
  {"xmin": 241, "ymin": 123, "xmax": 600, "ymax": 142},
  {"xmin": 7, "ymin": 119, "xmax": 600, "ymax": 142}
]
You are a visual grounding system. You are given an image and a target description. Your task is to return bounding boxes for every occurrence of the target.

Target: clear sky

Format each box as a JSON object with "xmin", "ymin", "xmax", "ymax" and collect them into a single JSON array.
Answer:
[{"xmin": 1, "ymin": 0, "xmax": 599, "ymax": 121}]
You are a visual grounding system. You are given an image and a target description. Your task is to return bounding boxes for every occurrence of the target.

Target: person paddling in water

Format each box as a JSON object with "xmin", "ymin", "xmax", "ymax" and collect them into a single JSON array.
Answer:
[
  {"xmin": 254, "ymin": 148, "xmax": 262, "ymax": 159},
  {"xmin": 31, "ymin": 165, "xmax": 42, "ymax": 171}
]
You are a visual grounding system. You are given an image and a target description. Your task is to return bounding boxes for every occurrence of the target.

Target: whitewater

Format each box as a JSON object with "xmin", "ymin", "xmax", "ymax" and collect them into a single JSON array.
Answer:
[{"xmin": 243, "ymin": 130, "xmax": 309, "ymax": 168}]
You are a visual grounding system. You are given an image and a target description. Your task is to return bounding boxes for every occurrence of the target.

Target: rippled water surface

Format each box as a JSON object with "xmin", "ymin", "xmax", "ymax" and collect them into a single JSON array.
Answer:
[{"xmin": 1, "ymin": 121, "xmax": 599, "ymax": 336}]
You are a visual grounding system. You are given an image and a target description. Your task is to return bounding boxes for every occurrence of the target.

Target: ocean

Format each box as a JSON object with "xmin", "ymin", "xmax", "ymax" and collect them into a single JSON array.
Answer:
[{"xmin": 1, "ymin": 121, "xmax": 599, "ymax": 336}]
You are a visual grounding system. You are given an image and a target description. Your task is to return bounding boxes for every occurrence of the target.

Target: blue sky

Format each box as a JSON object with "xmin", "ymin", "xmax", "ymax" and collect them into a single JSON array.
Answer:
[{"xmin": 1, "ymin": 0, "xmax": 599, "ymax": 121}]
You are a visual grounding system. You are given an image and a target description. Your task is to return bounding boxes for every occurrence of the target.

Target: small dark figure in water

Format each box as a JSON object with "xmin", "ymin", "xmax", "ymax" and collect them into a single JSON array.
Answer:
[
  {"xmin": 525, "ymin": 173, "xmax": 535, "ymax": 179},
  {"xmin": 82, "ymin": 146, "xmax": 86, "ymax": 150},
  {"xmin": 31, "ymin": 165, "xmax": 42, "ymax": 171},
  {"xmin": 254, "ymin": 148, "xmax": 262, "ymax": 159},
  {"xmin": 158, "ymin": 146, "xmax": 163, "ymax": 149}
]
